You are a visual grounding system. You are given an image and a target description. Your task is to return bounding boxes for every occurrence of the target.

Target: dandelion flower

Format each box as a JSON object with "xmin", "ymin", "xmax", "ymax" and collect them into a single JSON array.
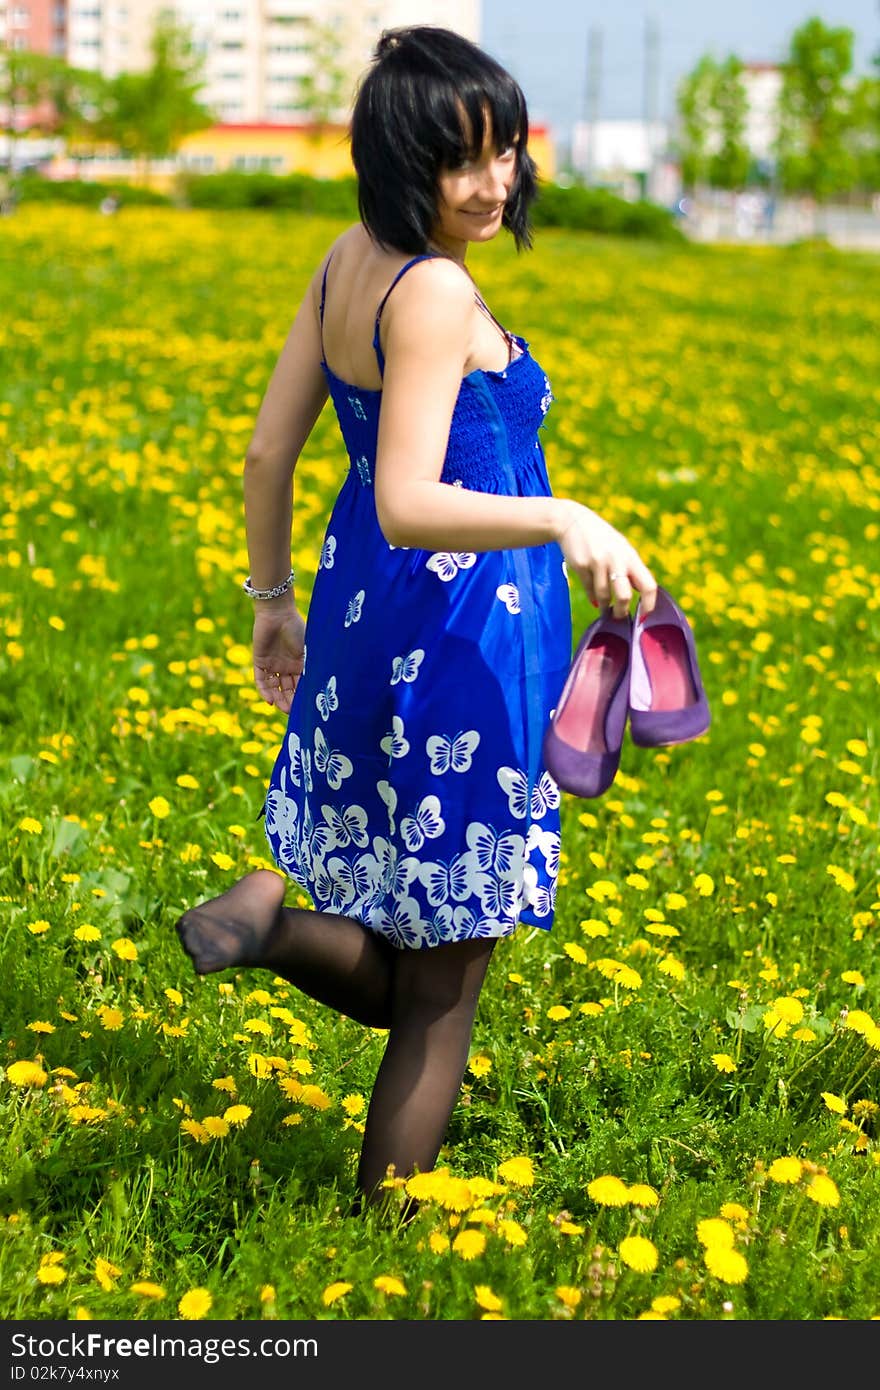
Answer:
[
  {"xmin": 341, "ymin": 1093, "xmax": 364, "ymax": 1116},
  {"xmin": 74, "ymin": 925, "xmax": 101, "ymax": 942},
  {"xmin": 627, "ymin": 1184, "xmax": 659, "ymax": 1207},
  {"xmin": 771, "ymin": 996, "xmax": 804, "ymax": 1024},
  {"xmin": 767, "ymin": 1157, "xmax": 803, "ymax": 1184},
  {"xmin": 476, "ymin": 1285, "xmax": 503, "ymax": 1312},
  {"xmin": 821, "ymin": 1092, "xmax": 847, "ymax": 1115},
  {"xmin": 428, "ymin": 1233, "xmax": 450, "ymax": 1254},
  {"xmin": 587, "ymin": 1175, "xmax": 629, "ymax": 1207},
  {"xmin": 563, "ymin": 942, "xmax": 588, "ymax": 964},
  {"xmin": 129, "ymin": 1282, "xmax": 165, "ymax": 1300},
  {"xmin": 111, "ymin": 937, "xmax": 138, "ymax": 961},
  {"xmin": 374, "ymin": 1275, "xmax": 407, "ymax": 1297},
  {"xmin": 806, "ymin": 1175, "xmax": 840, "ymax": 1208},
  {"xmin": 694, "ymin": 874, "xmax": 714, "ymax": 897},
  {"xmin": 696, "ymin": 1218, "xmax": 735, "ymax": 1250},
  {"xmin": 27, "ymin": 1021, "xmax": 55, "ymax": 1034},
  {"xmin": 148, "ymin": 797, "xmax": 170, "ymax": 819},
  {"xmin": 223, "ymin": 1105, "xmax": 252, "ymax": 1126},
  {"xmin": 6, "ymin": 1061, "xmax": 48, "ymax": 1087},
  {"xmin": 619, "ymin": 1236, "xmax": 659, "ymax": 1273},
  {"xmin": 711, "ymin": 1053, "xmax": 738, "ymax": 1073},
  {"xmin": 841, "ymin": 970, "xmax": 865, "ymax": 986},
  {"xmin": 94, "ymin": 1258, "xmax": 122, "ymax": 1292},
  {"xmin": 28, "ymin": 920, "xmax": 51, "ymax": 935},
  {"xmin": 468, "ymin": 1054, "xmax": 492, "ymax": 1078},
  {"xmin": 211, "ymin": 852, "xmax": 235, "ymax": 871},
  {"xmin": 497, "ymin": 1156, "xmax": 535, "ymax": 1187},
  {"xmin": 202, "ymin": 1116, "xmax": 230, "ymax": 1139},
  {"xmin": 719, "ymin": 1203, "xmax": 749, "ymax": 1224},
  {"xmin": 36, "ymin": 1265, "xmax": 67, "ymax": 1285},
  {"xmin": 96, "ymin": 1006, "xmax": 123, "ymax": 1031},
  {"xmin": 18, "ymin": 817, "xmax": 43, "ymax": 834},
  {"xmin": 178, "ymin": 1288, "xmax": 212, "ymax": 1319},
  {"xmin": 321, "ymin": 1282, "xmax": 352, "ymax": 1306},
  {"xmin": 704, "ymin": 1247, "xmax": 748, "ymax": 1285},
  {"xmin": 494, "ymin": 1218, "xmax": 526, "ymax": 1246},
  {"xmin": 554, "ymin": 1286, "xmax": 581, "ymax": 1309},
  {"xmin": 180, "ymin": 1119, "xmax": 209, "ymax": 1144},
  {"xmin": 651, "ymin": 1295, "xmax": 682, "ymax": 1313},
  {"xmin": 547, "ymin": 1005, "xmax": 571, "ymax": 1021},
  {"xmin": 452, "ymin": 1230, "xmax": 486, "ymax": 1261}
]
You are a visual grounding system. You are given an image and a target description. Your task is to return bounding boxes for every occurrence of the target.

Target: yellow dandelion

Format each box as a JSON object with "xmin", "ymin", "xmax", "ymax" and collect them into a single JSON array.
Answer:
[
  {"xmin": 580, "ymin": 918, "xmax": 610, "ymax": 938},
  {"xmin": 806, "ymin": 1175, "xmax": 840, "ymax": 1208},
  {"xmin": 177, "ymin": 775, "xmax": 199, "ymax": 789},
  {"xmin": 211, "ymin": 852, "xmax": 235, "ymax": 871},
  {"xmin": 27, "ymin": 919, "xmax": 51, "ymax": 935},
  {"xmin": 36, "ymin": 1265, "xmax": 67, "ymax": 1285},
  {"xmin": 704, "ymin": 1246, "xmax": 748, "ymax": 1285},
  {"xmin": 587, "ymin": 1175, "xmax": 630, "ymax": 1207},
  {"xmin": 452, "ymin": 1230, "xmax": 486, "ymax": 1261},
  {"xmin": 148, "ymin": 797, "xmax": 170, "ymax": 820},
  {"xmin": 547, "ymin": 1005, "xmax": 571, "ymax": 1021},
  {"xmin": 202, "ymin": 1116, "xmax": 230, "ymax": 1139},
  {"xmin": 627, "ymin": 1184, "xmax": 659, "ymax": 1207},
  {"xmin": 428, "ymin": 1232, "xmax": 450, "ymax": 1254},
  {"xmin": 27, "ymin": 1021, "xmax": 55, "ymax": 1034},
  {"xmin": 694, "ymin": 874, "xmax": 714, "ymax": 897},
  {"xmin": 619, "ymin": 1236, "xmax": 659, "ymax": 1273},
  {"xmin": 18, "ymin": 817, "xmax": 43, "ymax": 834},
  {"xmin": 260, "ymin": 1285, "xmax": 276, "ymax": 1304},
  {"xmin": 244, "ymin": 1017, "xmax": 272, "ymax": 1035},
  {"xmin": 432, "ymin": 1174, "xmax": 475, "ymax": 1212},
  {"xmin": 404, "ymin": 1171, "xmax": 444, "ymax": 1203},
  {"xmin": 711, "ymin": 1053, "xmax": 738, "ymax": 1073},
  {"xmin": 558, "ymin": 1220, "xmax": 584, "ymax": 1236},
  {"xmin": 696, "ymin": 1218, "xmax": 735, "ymax": 1249},
  {"xmin": 665, "ymin": 892, "xmax": 688, "ymax": 911},
  {"xmin": 554, "ymin": 1286, "xmax": 582, "ymax": 1309},
  {"xmin": 178, "ymin": 1287, "xmax": 212, "ymax": 1319},
  {"xmin": 497, "ymin": 1219, "xmax": 528, "ymax": 1246},
  {"xmin": 579, "ymin": 1002, "xmax": 604, "ymax": 1017},
  {"xmin": 74, "ymin": 925, "xmax": 101, "ymax": 942},
  {"xmin": 841, "ymin": 970, "xmax": 865, "ymax": 987},
  {"xmin": 842, "ymin": 1010, "xmax": 875, "ymax": 1037},
  {"xmin": 223, "ymin": 1105, "xmax": 252, "ymax": 1126},
  {"xmin": 6, "ymin": 1060, "xmax": 48, "ymax": 1087},
  {"xmin": 164, "ymin": 988, "xmax": 183, "ymax": 1005},
  {"xmin": 212, "ymin": 1075, "xmax": 237, "ymax": 1094},
  {"xmin": 651, "ymin": 1295, "xmax": 682, "ymax": 1313},
  {"xmin": 341, "ymin": 1093, "xmax": 364, "ymax": 1116},
  {"xmin": 94, "ymin": 1258, "xmax": 122, "ymax": 1292},
  {"xmin": 497, "ymin": 1155, "xmax": 535, "ymax": 1187},
  {"xmin": 180, "ymin": 1119, "xmax": 209, "ymax": 1144},
  {"xmin": 468, "ymin": 1054, "xmax": 492, "ymax": 1078},
  {"xmin": 719, "ymin": 1203, "xmax": 749, "ymax": 1224},
  {"xmin": 129, "ymin": 1282, "xmax": 166, "ymax": 1300},
  {"xmin": 374, "ymin": 1275, "xmax": 407, "ymax": 1297},
  {"xmin": 321, "ymin": 1282, "xmax": 352, "ymax": 1307},
  {"xmin": 658, "ymin": 957, "xmax": 685, "ymax": 981},
  {"xmin": 563, "ymin": 942, "xmax": 588, "ymax": 964},
  {"xmin": 821, "ymin": 1092, "xmax": 847, "ymax": 1115},
  {"xmin": 767, "ymin": 1156, "xmax": 803, "ymax": 1184},
  {"xmin": 95, "ymin": 1006, "xmax": 123, "ymax": 1031},
  {"xmin": 771, "ymin": 996, "xmax": 804, "ymax": 1024},
  {"xmin": 475, "ymin": 1285, "xmax": 503, "ymax": 1312},
  {"xmin": 111, "ymin": 937, "xmax": 138, "ymax": 961},
  {"xmin": 299, "ymin": 1085, "xmax": 332, "ymax": 1110}
]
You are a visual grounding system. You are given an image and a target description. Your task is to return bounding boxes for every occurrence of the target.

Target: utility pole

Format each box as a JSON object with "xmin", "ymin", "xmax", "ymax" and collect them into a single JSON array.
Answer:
[
  {"xmin": 582, "ymin": 25, "xmax": 602, "ymax": 185},
  {"xmin": 642, "ymin": 12, "xmax": 661, "ymax": 201}
]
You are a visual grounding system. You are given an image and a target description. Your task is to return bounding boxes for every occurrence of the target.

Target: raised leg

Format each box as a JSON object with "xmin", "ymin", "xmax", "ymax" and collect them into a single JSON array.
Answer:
[
  {"xmin": 355, "ymin": 935, "xmax": 497, "ymax": 1206},
  {"xmin": 174, "ymin": 870, "xmax": 395, "ymax": 1027}
]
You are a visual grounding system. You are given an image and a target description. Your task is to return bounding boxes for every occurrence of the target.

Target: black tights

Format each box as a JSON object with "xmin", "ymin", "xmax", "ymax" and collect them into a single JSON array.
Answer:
[{"xmin": 175, "ymin": 871, "xmax": 496, "ymax": 1205}]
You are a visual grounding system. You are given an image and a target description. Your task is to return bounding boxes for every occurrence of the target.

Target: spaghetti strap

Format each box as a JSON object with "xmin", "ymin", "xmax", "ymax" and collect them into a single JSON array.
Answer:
[
  {"xmin": 372, "ymin": 253, "xmax": 438, "ymax": 377},
  {"xmin": 318, "ymin": 252, "xmax": 333, "ymax": 363}
]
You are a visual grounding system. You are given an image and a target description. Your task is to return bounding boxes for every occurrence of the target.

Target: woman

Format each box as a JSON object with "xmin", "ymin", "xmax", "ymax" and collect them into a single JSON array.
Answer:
[{"xmin": 176, "ymin": 26, "xmax": 656, "ymax": 1209}]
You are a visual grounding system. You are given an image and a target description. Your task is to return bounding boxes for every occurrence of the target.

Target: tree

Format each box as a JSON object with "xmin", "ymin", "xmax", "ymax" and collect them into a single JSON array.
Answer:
[
  {"xmin": 708, "ymin": 56, "xmax": 750, "ymax": 190},
  {"xmin": 294, "ymin": 19, "xmax": 351, "ymax": 144},
  {"xmin": 774, "ymin": 16, "xmax": 859, "ymax": 213},
  {"xmin": 98, "ymin": 12, "xmax": 213, "ymax": 178},
  {"xmin": 675, "ymin": 54, "xmax": 719, "ymax": 192}
]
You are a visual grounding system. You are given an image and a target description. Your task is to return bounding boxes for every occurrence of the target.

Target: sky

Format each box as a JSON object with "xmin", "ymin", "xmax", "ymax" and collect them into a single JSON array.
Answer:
[{"xmin": 481, "ymin": 0, "xmax": 879, "ymax": 138}]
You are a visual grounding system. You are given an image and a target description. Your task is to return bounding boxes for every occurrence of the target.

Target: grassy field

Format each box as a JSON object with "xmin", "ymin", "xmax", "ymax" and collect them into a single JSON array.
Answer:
[{"xmin": 1, "ymin": 205, "xmax": 878, "ymax": 1322}]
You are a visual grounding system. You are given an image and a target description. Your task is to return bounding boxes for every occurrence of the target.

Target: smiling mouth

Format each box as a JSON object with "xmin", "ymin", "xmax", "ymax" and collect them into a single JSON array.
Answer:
[{"xmin": 464, "ymin": 206, "xmax": 503, "ymax": 218}]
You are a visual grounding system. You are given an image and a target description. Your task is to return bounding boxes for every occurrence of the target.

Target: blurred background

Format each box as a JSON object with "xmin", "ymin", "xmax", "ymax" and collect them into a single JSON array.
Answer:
[{"xmin": 1, "ymin": 0, "xmax": 879, "ymax": 247}]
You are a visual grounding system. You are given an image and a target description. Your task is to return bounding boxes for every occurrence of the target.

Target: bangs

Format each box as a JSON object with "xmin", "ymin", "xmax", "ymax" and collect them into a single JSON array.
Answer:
[{"xmin": 427, "ymin": 72, "xmax": 527, "ymax": 167}]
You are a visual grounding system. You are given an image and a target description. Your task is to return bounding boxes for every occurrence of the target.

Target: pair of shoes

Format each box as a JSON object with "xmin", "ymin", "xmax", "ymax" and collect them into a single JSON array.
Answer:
[{"xmin": 542, "ymin": 587, "xmax": 710, "ymax": 798}]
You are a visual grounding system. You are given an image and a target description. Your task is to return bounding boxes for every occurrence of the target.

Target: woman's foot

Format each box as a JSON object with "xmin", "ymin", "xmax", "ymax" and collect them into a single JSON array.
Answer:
[{"xmin": 175, "ymin": 869, "xmax": 287, "ymax": 974}]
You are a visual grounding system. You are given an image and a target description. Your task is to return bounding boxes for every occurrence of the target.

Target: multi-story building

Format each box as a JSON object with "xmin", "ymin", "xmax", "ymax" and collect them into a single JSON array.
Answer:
[{"xmin": 0, "ymin": 0, "xmax": 67, "ymax": 57}]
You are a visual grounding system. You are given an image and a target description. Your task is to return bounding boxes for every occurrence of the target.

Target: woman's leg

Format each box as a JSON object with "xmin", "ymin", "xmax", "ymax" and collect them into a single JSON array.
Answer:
[
  {"xmin": 356, "ymin": 936, "xmax": 497, "ymax": 1205},
  {"xmin": 175, "ymin": 870, "xmax": 394, "ymax": 1027}
]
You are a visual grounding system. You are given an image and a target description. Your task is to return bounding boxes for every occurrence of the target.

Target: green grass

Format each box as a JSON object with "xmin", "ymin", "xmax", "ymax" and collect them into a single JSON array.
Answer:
[{"xmin": 1, "ymin": 206, "xmax": 878, "ymax": 1322}]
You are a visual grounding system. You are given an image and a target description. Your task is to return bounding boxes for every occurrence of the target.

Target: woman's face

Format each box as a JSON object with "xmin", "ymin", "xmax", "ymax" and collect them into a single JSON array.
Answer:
[{"xmin": 432, "ymin": 117, "xmax": 518, "ymax": 260}]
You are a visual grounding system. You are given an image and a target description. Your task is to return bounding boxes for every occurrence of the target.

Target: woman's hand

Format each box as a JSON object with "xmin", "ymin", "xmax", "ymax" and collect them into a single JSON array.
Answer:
[
  {"xmin": 554, "ymin": 499, "xmax": 657, "ymax": 619},
  {"xmin": 252, "ymin": 602, "xmax": 306, "ymax": 714}
]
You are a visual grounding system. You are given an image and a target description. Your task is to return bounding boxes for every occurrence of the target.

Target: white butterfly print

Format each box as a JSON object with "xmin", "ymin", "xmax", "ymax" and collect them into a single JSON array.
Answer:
[
  {"xmin": 424, "ymin": 905, "xmax": 456, "ymax": 946},
  {"xmin": 300, "ymin": 801, "xmax": 334, "ymax": 869},
  {"xmin": 526, "ymin": 824, "xmax": 562, "ymax": 879},
  {"xmin": 390, "ymin": 649, "xmax": 424, "ymax": 685},
  {"xmin": 426, "ymin": 729, "xmax": 480, "ymax": 776},
  {"xmin": 475, "ymin": 872, "xmax": 523, "ymax": 920},
  {"xmin": 301, "ymin": 747, "xmax": 313, "ymax": 793},
  {"xmin": 344, "ymin": 589, "xmax": 365, "ymax": 628},
  {"xmin": 465, "ymin": 822, "xmax": 526, "ymax": 878},
  {"xmin": 425, "ymin": 552, "xmax": 477, "ymax": 582},
  {"xmin": 495, "ymin": 583, "xmax": 521, "ymax": 614},
  {"xmin": 372, "ymin": 896, "xmax": 424, "ymax": 949},
  {"xmin": 369, "ymin": 836, "xmax": 418, "ymax": 898},
  {"xmin": 418, "ymin": 853, "xmax": 472, "ymax": 907},
  {"xmin": 380, "ymin": 716, "xmax": 410, "ymax": 761},
  {"xmin": 320, "ymin": 802, "xmax": 369, "ymax": 850},
  {"xmin": 313, "ymin": 727, "xmax": 353, "ymax": 790},
  {"xmin": 400, "ymin": 795, "xmax": 445, "ymax": 853},
  {"xmin": 497, "ymin": 766, "xmax": 560, "ymax": 821},
  {"xmin": 286, "ymin": 731, "xmax": 303, "ymax": 787},
  {"xmin": 319, "ymin": 535, "xmax": 336, "ymax": 570},
  {"xmin": 315, "ymin": 675, "xmax": 339, "ymax": 722},
  {"xmin": 376, "ymin": 781, "xmax": 397, "ymax": 836},
  {"xmin": 324, "ymin": 857, "xmax": 357, "ymax": 912}
]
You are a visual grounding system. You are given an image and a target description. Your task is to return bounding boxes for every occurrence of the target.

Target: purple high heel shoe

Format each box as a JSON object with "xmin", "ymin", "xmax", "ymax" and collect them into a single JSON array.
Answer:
[
  {"xmin": 628, "ymin": 587, "xmax": 710, "ymax": 747},
  {"xmin": 542, "ymin": 609, "xmax": 633, "ymax": 799}
]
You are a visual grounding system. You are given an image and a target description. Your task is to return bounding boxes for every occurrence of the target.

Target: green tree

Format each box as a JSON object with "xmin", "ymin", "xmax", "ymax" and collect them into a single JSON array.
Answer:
[
  {"xmin": 708, "ymin": 56, "xmax": 750, "ymax": 190},
  {"xmin": 100, "ymin": 11, "xmax": 213, "ymax": 178},
  {"xmin": 294, "ymin": 20, "xmax": 351, "ymax": 142},
  {"xmin": 774, "ymin": 16, "xmax": 859, "ymax": 214},
  {"xmin": 675, "ymin": 53, "xmax": 719, "ymax": 191}
]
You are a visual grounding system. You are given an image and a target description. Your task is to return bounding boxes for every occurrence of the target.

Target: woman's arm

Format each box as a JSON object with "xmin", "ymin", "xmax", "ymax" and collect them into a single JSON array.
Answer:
[
  {"xmin": 243, "ymin": 262, "xmax": 330, "ymax": 593},
  {"xmin": 374, "ymin": 260, "xmax": 656, "ymax": 615}
]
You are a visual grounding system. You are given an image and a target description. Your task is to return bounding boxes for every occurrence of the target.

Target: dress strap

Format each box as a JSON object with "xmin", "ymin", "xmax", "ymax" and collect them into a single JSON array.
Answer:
[
  {"xmin": 372, "ymin": 253, "xmax": 439, "ymax": 377},
  {"xmin": 318, "ymin": 252, "xmax": 333, "ymax": 362}
]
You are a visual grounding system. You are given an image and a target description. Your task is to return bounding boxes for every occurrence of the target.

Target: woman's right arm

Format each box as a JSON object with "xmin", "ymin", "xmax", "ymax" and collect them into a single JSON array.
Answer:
[{"xmin": 374, "ymin": 261, "xmax": 656, "ymax": 616}]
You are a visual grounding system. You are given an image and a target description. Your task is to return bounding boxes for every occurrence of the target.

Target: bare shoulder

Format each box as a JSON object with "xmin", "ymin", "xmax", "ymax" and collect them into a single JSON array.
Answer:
[{"xmin": 383, "ymin": 255, "xmax": 473, "ymax": 335}]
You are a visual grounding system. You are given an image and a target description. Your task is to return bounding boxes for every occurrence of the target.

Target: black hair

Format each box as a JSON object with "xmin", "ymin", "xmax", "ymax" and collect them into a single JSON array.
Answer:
[{"xmin": 349, "ymin": 25, "xmax": 537, "ymax": 254}]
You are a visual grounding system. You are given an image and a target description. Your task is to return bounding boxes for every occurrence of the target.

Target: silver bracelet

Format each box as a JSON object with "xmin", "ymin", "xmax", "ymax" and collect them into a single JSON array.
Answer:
[{"xmin": 242, "ymin": 569, "xmax": 295, "ymax": 600}]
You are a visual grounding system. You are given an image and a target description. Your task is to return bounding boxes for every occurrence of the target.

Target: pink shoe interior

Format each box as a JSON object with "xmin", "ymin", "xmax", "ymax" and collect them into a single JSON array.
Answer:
[
  {"xmin": 639, "ymin": 626, "xmax": 696, "ymax": 711},
  {"xmin": 554, "ymin": 635, "xmax": 629, "ymax": 753}
]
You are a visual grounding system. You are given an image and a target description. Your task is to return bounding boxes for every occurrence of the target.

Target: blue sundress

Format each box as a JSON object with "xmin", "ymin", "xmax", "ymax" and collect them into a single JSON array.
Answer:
[{"xmin": 262, "ymin": 253, "xmax": 572, "ymax": 949}]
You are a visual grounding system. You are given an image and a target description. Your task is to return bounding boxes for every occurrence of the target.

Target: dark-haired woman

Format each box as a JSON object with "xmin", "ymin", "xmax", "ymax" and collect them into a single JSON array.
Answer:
[{"xmin": 176, "ymin": 26, "xmax": 656, "ymax": 1210}]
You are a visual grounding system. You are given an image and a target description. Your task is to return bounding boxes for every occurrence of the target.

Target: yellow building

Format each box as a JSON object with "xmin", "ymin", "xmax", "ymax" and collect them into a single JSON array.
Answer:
[{"xmin": 176, "ymin": 121, "xmax": 556, "ymax": 182}]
